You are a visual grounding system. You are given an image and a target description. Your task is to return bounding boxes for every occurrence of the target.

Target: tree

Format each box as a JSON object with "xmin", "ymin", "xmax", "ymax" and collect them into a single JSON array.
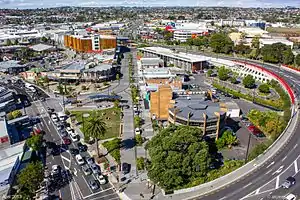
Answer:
[
  {"xmin": 295, "ymin": 54, "xmax": 300, "ymax": 66},
  {"xmin": 282, "ymin": 48, "xmax": 294, "ymax": 65},
  {"xmin": 57, "ymin": 84, "xmax": 64, "ymax": 94},
  {"xmin": 243, "ymin": 75, "xmax": 255, "ymax": 88},
  {"xmin": 146, "ymin": 125, "xmax": 211, "ymax": 191},
  {"xmin": 251, "ymin": 35, "xmax": 260, "ymax": 49},
  {"xmin": 26, "ymin": 134, "xmax": 43, "ymax": 152},
  {"xmin": 17, "ymin": 161, "xmax": 44, "ymax": 197},
  {"xmin": 85, "ymin": 113, "xmax": 107, "ymax": 157},
  {"xmin": 116, "ymin": 73, "xmax": 120, "ymax": 82},
  {"xmin": 12, "ymin": 110, "xmax": 22, "ymax": 119},
  {"xmin": 6, "ymin": 39, "xmax": 12, "ymax": 46},
  {"xmin": 207, "ymin": 69, "xmax": 213, "ymax": 77},
  {"xmin": 216, "ymin": 130, "xmax": 238, "ymax": 149},
  {"xmin": 134, "ymin": 116, "xmax": 142, "ymax": 128},
  {"xmin": 209, "ymin": 33, "xmax": 234, "ymax": 54},
  {"xmin": 218, "ymin": 66, "xmax": 231, "ymax": 81},
  {"xmin": 258, "ymin": 84, "xmax": 270, "ymax": 93},
  {"xmin": 229, "ymin": 76, "xmax": 237, "ymax": 84},
  {"xmin": 261, "ymin": 43, "xmax": 290, "ymax": 63},
  {"xmin": 234, "ymin": 43, "xmax": 251, "ymax": 55}
]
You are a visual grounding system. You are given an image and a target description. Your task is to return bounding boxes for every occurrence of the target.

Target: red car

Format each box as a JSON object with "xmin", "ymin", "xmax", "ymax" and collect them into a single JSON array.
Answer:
[
  {"xmin": 248, "ymin": 126, "xmax": 264, "ymax": 137},
  {"xmin": 62, "ymin": 137, "xmax": 71, "ymax": 145}
]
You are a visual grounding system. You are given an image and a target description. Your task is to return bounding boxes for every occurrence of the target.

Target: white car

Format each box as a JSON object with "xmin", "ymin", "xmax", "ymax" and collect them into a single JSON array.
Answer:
[
  {"xmin": 75, "ymin": 154, "xmax": 85, "ymax": 165},
  {"xmin": 97, "ymin": 174, "xmax": 107, "ymax": 185},
  {"xmin": 285, "ymin": 194, "xmax": 297, "ymax": 200},
  {"xmin": 69, "ymin": 131, "xmax": 79, "ymax": 142},
  {"xmin": 51, "ymin": 114, "xmax": 58, "ymax": 122},
  {"xmin": 66, "ymin": 127, "xmax": 73, "ymax": 134},
  {"xmin": 135, "ymin": 128, "xmax": 141, "ymax": 135},
  {"xmin": 51, "ymin": 165, "xmax": 60, "ymax": 176}
]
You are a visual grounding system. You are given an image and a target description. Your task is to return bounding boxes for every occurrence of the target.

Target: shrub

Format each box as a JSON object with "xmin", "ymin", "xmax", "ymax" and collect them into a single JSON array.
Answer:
[
  {"xmin": 258, "ymin": 84, "xmax": 270, "ymax": 93},
  {"xmin": 136, "ymin": 157, "xmax": 145, "ymax": 170},
  {"xmin": 135, "ymin": 134, "xmax": 143, "ymax": 146}
]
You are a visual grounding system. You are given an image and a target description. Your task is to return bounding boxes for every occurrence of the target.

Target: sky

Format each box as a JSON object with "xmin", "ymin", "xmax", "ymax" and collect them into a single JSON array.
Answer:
[{"xmin": 0, "ymin": 0, "xmax": 299, "ymax": 9}]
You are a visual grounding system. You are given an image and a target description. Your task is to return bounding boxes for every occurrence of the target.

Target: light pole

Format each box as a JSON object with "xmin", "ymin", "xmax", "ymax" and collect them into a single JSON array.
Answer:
[{"xmin": 244, "ymin": 132, "xmax": 251, "ymax": 163}]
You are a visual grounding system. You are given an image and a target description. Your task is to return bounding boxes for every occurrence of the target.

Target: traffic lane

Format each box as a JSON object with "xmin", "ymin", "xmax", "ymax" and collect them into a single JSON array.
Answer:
[
  {"xmin": 84, "ymin": 188, "xmax": 119, "ymax": 200},
  {"xmin": 200, "ymin": 117, "xmax": 300, "ymax": 200},
  {"xmin": 43, "ymin": 98, "xmax": 63, "ymax": 113}
]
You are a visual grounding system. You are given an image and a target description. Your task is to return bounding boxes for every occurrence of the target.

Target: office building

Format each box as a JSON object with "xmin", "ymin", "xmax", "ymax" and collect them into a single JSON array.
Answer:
[{"xmin": 150, "ymin": 85, "xmax": 173, "ymax": 120}]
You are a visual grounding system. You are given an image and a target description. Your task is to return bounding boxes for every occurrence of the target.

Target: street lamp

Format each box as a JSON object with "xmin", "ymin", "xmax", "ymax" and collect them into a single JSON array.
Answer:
[{"xmin": 244, "ymin": 132, "xmax": 252, "ymax": 164}]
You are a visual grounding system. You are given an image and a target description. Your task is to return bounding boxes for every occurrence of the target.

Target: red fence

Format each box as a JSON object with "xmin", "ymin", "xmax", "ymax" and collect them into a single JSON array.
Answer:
[{"xmin": 234, "ymin": 60, "xmax": 295, "ymax": 105}]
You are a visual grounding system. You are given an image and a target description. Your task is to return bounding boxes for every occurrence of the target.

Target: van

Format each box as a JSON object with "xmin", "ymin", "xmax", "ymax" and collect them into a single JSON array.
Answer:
[{"xmin": 57, "ymin": 112, "xmax": 66, "ymax": 121}]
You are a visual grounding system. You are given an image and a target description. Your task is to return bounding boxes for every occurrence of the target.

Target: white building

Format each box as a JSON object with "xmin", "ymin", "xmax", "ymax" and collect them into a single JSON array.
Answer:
[
  {"xmin": 0, "ymin": 29, "xmax": 42, "ymax": 46},
  {"xmin": 259, "ymin": 38, "xmax": 294, "ymax": 49},
  {"xmin": 173, "ymin": 29, "xmax": 208, "ymax": 42}
]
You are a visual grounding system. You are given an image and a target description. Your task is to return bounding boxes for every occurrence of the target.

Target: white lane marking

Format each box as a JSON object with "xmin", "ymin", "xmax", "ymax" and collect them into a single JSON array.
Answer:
[
  {"xmin": 61, "ymin": 155, "xmax": 71, "ymax": 162},
  {"xmin": 272, "ymin": 165, "xmax": 284, "ymax": 175},
  {"xmin": 74, "ymin": 181, "xmax": 84, "ymax": 199},
  {"xmin": 294, "ymin": 160, "xmax": 298, "ymax": 173},
  {"xmin": 282, "ymin": 156, "xmax": 287, "ymax": 162},
  {"xmin": 73, "ymin": 168, "xmax": 78, "ymax": 177},
  {"xmin": 88, "ymin": 195, "xmax": 119, "ymax": 200},
  {"xmin": 294, "ymin": 144, "xmax": 298, "ymax": 149},
  {"xmin": 266, "ymin": 169, "xmax": 272, "ymax": 175},
  {"xmin": 243, "ymin": 182, "xmax": 252, "ymax": 189},
  {"xmin": 255, "ymin": 188, "xmax": 260, "ymax": 194},
  {"xmin": 82, "ymin": 175, "xmax": 93, "ymax": 193},
  {"xmin": 69, "ymin": 180, "xmax": 76, "ymax": 200},
  {"xmin": 266, "ymin": 161, "xmax": 275, "ymax": 168},
  {"xmin": 275, "ymin": 176, "xmax": 280, "ymax": 189},
  {"xmin": 82, "ymin": 188, "xmax": 114, "ymax": 199}
]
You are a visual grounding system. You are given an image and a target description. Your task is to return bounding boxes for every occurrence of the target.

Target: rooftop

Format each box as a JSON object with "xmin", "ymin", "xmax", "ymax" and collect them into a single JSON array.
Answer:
[
  {"xmin": 140, "ymin": 57, "xmax": 162, "ymax": 66},
  {"xmin": 61, "ymin": 61, "xmax": 86, "ymax": 71},
  {"xmin": 0, "ymin": 60, "xmax": 24, "ymax": 70},
  {"xmin": 170, "ymin": 95, "xmax": 223, "ymax": 121},
  {"xmin": 0, "ymin": 118, "xmax": 8, "ymax": 139},
  {"xmin": 84, "ymin": 63, "xmax": 112, "ymax": 72},
  {"xmin": 138, "ymin": 47, "xmax": 207, "ymax": 63},
  {"xmin": 29, "ymin": 43, "xmax": 54, "ymax": 52}
]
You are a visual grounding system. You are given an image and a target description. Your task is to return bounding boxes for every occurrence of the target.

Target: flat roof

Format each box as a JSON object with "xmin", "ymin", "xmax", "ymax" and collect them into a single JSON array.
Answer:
[
  {"xmin": 0, "ymin": 60, "xmax": 24, "ymax": 70},
  {"xmin": 29, "ymin": 43, "xmax": 54, "ymax": 52},
  {"xmin": 0, "ymin": 118, "xmax": 8, "ymax": 138},
  {"xmin": 84, "ymin": 64, "xmax": 112, "ymax": 72},
  {"xmin": 61, "ymin": 61, "xmax": 86, "ymax": 71},
  {"xmin": 138, "ymin": 47, "xmax": 207, "ymax": 63}
]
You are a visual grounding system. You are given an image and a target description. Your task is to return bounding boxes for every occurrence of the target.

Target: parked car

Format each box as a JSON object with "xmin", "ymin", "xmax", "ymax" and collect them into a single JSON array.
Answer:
[
  {"xmin": 70, "ymin": 148, "xmax": 79, "ymax": 156},
  {"xmin": 82, "ymin": 165, "xmax": 92, "ymax": 176},
  {"xmin": 90, "ymin": 164, "xmax": 101, "ymax": 174},
  {"xmin": 66, "ymin": 127, "xmax": 73, "ymax": 134},
  {"xmin": 88, "ymin": 179, "xmax": 99, "ymax": 190},
  {"xmin": 86, "ymin": 157, "xmax": 94, "ymax": 166},
  {"xmin": 75, "ymin": 154, "xmax": 85, "ymax": 165},
  {"xmin": 282, "ymin": 177, "xmax": 296, "ymax": 189},
  {"xmin": 285, "ymin": 194, "xmax": 297, "ymax": 200},
  {"xmin": 51, "ymin": 165, "xmax": 61, "ymax": 176},
  {"xmin": 59, "ymin": 130, "xmax": 68, "ymax": 138},
  {"xmin": 97, "ymin": 174, "xmax": 107, "ymax": 185},
  {"xmin": 77, "ymin": 142, "xmax": 88, "ymax": 152},
  {"xmin": 51, "ymin": 145, "xmax": 60, "ymax": 156},
  {"xmin": 62, "ymin": 137, "xmax": 71, "ymax": 145},
  {"xmin": 122, "ymin": 163, "xmax": 130, "ymax": 174}
]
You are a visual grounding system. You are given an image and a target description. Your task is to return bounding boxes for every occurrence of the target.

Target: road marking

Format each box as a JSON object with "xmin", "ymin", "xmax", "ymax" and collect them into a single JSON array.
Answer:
[
  {"xmin": 272, "ymin": 165, "xmax": 284, "ymax": 175},
  {"xmin": 266, "ymin": 161, "xmax": 275, "ymax": 168},
  {"xmin": 294, "ymin": 160, "xmax": 298, "ymax": 173},
  {"xmin": 243, "ymin": 182, "xmax": 252, "ymax": 189},
  {"xmin": 74, "ymin": 181, "xmax": 84, "ymax": 199},
  {"xmin": 255, "ymin": 188, "xmax": 260, "ymax": 194},
  {"xmin": 282, "ymin": 156, "xmax": 287, "ymax": 162},
  {"xmin": 69, "ymin": 181, "xmax": 76, "ymax": 200},
  {"xmin": 82, "ymin": 187, "xmax": 114, "ymax": 199},
  {"xmin": 88, "ymin": 194, "xmax": 120, "ymax": 200},
  {"xmin": 82, "ymin": 175, "xmax": 93, "ymax": 193},
  {"xmin": 73, "ymin": 168, "xmax": 78, "ymax": 176},
  {"xmin": 266, "ymin": 169, "xmax": 272, "ymax": 175},
  {"xmin": 61, "ymin": 155, "xmax": 71, "ymax": 162},
  {"xmin": 275, "ymin": 176, "xmax": 280, "ymax": 189},
  {"xmin": 295, "ymin": 144, "xmax": 299, "ymax": 149}
]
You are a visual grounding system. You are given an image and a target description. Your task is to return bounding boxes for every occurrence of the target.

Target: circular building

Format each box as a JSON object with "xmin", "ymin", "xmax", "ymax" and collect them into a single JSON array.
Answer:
[{"xmin": 168, "ymin": 101, "xmax": 226, "ymax": 137}]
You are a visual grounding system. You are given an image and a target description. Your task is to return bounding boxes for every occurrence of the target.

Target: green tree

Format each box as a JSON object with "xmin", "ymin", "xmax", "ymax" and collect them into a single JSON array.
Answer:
[
  {"xmin": 248, "ymin": 48, "xmax": 260, "ymax": 59},
  {"xmin": 26, "ymin": 134, "xmax": 43, "ymax": 152},
  {"xmin": 234, "ymin": 43, "xmax": 251, "ymax": 55},
  {"xmin": 6, "ymin": 39, "xmax": 12, "ymax": 46},
  {"xmin": 258, "ymin": 84, "xmax": 270, "ymax": 93},
  {"xmin": 243, "ymin": 75, "xmax": 255, "ymax": 88},
  {"xmin": 295, "ymin": 54, "xmax": 300, "ymax": 66},
  {"xmin": 261, "ymin": 43, "xmax": 290, "ymax": 63},
  {"xmin": 251, "ymin": 35, "xmax": 260, "ymax": 49},
  {"xmin": 85, "ymin": 113, "xmax": 107, "ymax": 157},
  {"xmin": 229, "ymin": 76, "xmax": 237, "ymax": 84},
  {"xmin": 218, "ymin": 66, "xmax": 231, "ymax": 81},
  {"xmin": 282, "ymin": 48, "xmax": 295, "ymax": 65},
  {"xmin": 134, "ymin": 116, "xmax": 142, "ymax": 128},
  {"xmin": 207, "ymin": 69, "xmax": 213, "ymax": 77},
  {"xmin": 12, "ymin": 110, "xmax": 22, "ymax": 119},
  {"xmin": 57, "ymin": 84, "xmax": 64, "ymax": 94},
  {"xmin": 135, "ymin": 134, "xmax": 143, "ymax": 146},
  {"xmin": 137, "ymin": 157, "xmax": 145, "ymax": 170},
  {"xmin": 209, "ymin": 33, "xmax": 234, "ymax": 54},
  {"xmin": 17, "ymin": 161, "xmax": 44, "ymax": 197},
  {"xmin": 146, "ymin": 125, "xmax": 211, "ymax": 191},
  {"xmin": 216, "ymin": 130, "xmax": 237, "ymax": 148}
]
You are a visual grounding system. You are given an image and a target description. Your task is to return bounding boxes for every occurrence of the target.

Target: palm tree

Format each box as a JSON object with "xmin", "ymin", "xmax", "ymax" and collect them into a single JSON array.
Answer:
[{"xmin": 85, "ymin": 113, "xmax": 107, "ymax": 158}]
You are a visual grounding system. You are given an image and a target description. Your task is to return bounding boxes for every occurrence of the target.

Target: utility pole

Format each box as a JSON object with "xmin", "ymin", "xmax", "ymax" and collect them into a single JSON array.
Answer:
[{"xmin": 244, "ymin": 133, "xmax": 251, "ymax": 163}]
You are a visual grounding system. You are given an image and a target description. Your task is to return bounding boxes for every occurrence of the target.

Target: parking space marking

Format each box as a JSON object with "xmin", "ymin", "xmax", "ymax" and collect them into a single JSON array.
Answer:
[
  {"xmin": 82, "ymin": 175, "xmax": 93, "ymax": 193},
  {"xmin": 294, "ymin": 160, "xmax": 298, "ymax": 173},
  {"xmin": 82, "ymin": 188, "xmax": 114, "ymax": 199},
  {"xmin": 275, "ymin": 176, "xmax": 280, "ymax": 189}
]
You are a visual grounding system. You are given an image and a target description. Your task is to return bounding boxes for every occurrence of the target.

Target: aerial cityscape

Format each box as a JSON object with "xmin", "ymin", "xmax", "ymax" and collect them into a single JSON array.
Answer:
[{"xmin": 0, "ymin": 3, "xmax": 300, "ymax": 200}]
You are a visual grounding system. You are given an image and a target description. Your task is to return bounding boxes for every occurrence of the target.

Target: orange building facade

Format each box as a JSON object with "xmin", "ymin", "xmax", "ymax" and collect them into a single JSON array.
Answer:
[
  {"xmin": 150, "ymin": 85, "xmax": 173, "ymax": 120},
  {"xmin": 64, "ymin": 35, "xmax": 117, "ymax": 53}
]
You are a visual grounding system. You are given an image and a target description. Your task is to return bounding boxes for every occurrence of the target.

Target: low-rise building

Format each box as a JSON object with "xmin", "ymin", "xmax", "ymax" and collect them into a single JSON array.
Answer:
[
  {"xmin": 259, "ymin": 38, "xmax": 294, "ymax": 49},
  {"xmin": 138, "ymin": 47, "xmax": 207, "ymax": 72},
  {"xmin": 0, "ymin": 60, "xmax": 29, "ymax": 74}
]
